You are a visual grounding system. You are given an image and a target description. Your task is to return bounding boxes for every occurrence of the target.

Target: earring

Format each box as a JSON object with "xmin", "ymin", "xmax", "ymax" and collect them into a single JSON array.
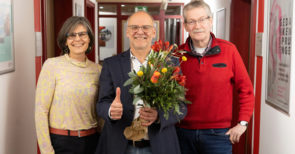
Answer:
[
  {"xmin": 63, "ymin": 48, "xmax": 68, "ymax": 53},
  {"xmin": 88, "ymin": 46, "xmax": 92, "ymax": 51}
]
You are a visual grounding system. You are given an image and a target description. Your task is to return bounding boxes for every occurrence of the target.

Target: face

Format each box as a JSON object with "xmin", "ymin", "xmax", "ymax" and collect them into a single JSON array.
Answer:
[
  {"xmin": 184, "ymin": 7, "xmax": 212, "ymax": 44},
  {"xmin": 65, "ymin": 24, "xmax": 90, "ymax": 56},
  {"xmin": 126, "ymin": 12, "xmax": 156, "ymax": 52}
]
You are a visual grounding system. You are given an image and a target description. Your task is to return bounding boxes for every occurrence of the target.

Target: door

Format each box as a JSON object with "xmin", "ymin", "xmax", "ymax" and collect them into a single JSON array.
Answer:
[
  {"xmin": 230, "ymin": 0, "xmax": 253, "ymax": 154},
  {"xmin": 85, "ymin": 0, "xmax": 96, "ymax": 62},
  {"xmin": 54, "ymin": 0, "xmax": 73, "ymax": 56}
]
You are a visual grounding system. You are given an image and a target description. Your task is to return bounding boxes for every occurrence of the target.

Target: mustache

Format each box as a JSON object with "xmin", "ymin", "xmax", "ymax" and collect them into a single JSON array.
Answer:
[
  {"xmin": 192, "ymin": 29, "xmax": 205, "ymax": 33},
  {"xmin": 134, "ymin": 34, "xmax": 147, "ymax": 37}
]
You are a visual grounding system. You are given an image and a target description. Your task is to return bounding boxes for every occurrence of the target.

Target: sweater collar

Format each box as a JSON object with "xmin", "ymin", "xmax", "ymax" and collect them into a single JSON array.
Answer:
[
  {"xmin": 183, "ymin": 32, "xmax": 219, "ymax": 53},
  {"xmin": 64, "ymin": 54, "xmax": 88, "ymax": 68}
]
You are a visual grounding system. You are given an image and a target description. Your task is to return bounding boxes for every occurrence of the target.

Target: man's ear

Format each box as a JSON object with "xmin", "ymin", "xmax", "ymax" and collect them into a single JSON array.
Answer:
[
  {"xmin": 209, "ymin": 17, "xmax": 213, "ymax": 30},
  {"xmin": 126, "ymin": 28, "xmax": 130, "ymax": 38}
]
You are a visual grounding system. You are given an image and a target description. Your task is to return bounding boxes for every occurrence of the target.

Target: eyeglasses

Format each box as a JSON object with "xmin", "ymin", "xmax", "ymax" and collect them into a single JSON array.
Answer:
[
  {"xmin": 127, "ymin": 25, "xmax": 153, "ymax": 33},
  {"xmin": 67, "ymin": 31, "xmax": 88, "ymax": 40},
  {"xmin": 186, "ymin": 16, "xmax": 210, "ymax": 26}
]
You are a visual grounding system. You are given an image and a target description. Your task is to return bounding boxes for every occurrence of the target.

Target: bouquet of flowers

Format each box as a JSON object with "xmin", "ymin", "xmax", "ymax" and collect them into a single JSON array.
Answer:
[
  {"xmin": 124, "ymin": 40, "xmax": 191, "ymax": 119},
  {"xmin": 123, "ymin": 40, "xmax": 191, "ymax": 141}
]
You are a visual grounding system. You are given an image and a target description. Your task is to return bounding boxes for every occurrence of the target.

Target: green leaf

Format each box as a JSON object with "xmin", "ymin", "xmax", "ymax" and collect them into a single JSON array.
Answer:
[
  {"xmin": 150, "ymin": 63, "xmax": 154, "ymax": 70},
  {"xmin": 128, "ymin": 71, "xmax": 137, "ymax": 78},
  {"xmin": 183, "ymin": 100, "xmax": 192, "ymax": 104},
  {"xmin": 177, "ymin": 50, "xmax": 187, "ymax": 55},
  {"xmin": 133, "ymin": 96, "xmax": 141, "ymax": 105},
  {"xmin": 146, "ymin": 61, "xmax": 150, "ymax": 70},
  {"xmin": 164, "ymin": 112, "xmax": 169, "ymax": 120},
  {"xmin": 172, "ymin": 56, "xmax": 180, "ymax": 59},
  {"xmin": 129, "ymin": 87, "xmax": 135, "ymax": 93},
  {"xmin": 134, "ymin": 85, "xmax": 144, "ymax": 94},
  {"xmin": 144, "ymin": 102, "xmax": 151, "ymax": 108},
  {"xmin": 123, "ymin": 78, "xmax": 134, "ymax": 86},
  {"xmin": 140, "ymin": 65, "xmax": 145, "ymax": 72}
]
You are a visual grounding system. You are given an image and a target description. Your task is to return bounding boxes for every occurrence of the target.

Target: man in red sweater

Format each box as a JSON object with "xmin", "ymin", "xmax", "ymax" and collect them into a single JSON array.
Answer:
[{"xmin": 175, "ymin": 0, "xmax": 254, "ymax": 154}]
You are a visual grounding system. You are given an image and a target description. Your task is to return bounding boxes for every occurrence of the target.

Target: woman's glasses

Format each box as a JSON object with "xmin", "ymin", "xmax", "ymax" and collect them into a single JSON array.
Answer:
[{"xmin": 67, "ymin": 31, "xmax": 88, "ymax": 40}]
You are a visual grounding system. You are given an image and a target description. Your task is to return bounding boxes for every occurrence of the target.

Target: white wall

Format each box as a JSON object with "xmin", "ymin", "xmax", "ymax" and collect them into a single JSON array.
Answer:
[
  {"xmin": 204, "ymin": 0, "xmax": 231, "ymax": 41},
  {"xmin": 0, "ymin": 0, "xmax": 36, "ymax": 153},
  {"xmin": 73, "ymin": 0, "xmax": 85, "ymax": 16},
  {"xmin": 259, "ymin": 0, "xmax": 295, "ymax": 153}
]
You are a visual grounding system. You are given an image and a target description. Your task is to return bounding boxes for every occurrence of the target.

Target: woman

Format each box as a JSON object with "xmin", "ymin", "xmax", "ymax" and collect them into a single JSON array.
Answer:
[{"xmin": 35, "ymin": 16, "xmax": 102, "ymax": 154}]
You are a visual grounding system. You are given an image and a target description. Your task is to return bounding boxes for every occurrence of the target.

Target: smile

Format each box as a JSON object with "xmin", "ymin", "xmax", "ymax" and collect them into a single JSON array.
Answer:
[
  {"xmin": 72, "ymin": 44, "xmax": 84, "ymax": 47},
  {"xmin": 134, "ymin": 37, "xmax": 147, "ymax": 40}
]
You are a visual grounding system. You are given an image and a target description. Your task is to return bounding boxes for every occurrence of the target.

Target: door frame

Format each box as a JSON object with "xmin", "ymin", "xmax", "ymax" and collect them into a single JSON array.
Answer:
[
  {"xmin": 85, "ymin": 0, "xmax": 96, "ymax": 62},
  {"xmin": 229, "ymin": 0, "xmax": 257, "ymax": 153},
  {"xmin": 97, "ymin": 2, "xmax": 184, "ymax": 62}
]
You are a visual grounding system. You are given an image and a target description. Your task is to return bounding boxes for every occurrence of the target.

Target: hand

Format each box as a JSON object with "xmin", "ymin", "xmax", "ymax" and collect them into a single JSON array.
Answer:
[
  {"xmin": 139, "ymin": 107, "xmax": 159, "ymax": 126},
  {"xmin": 110, "ymin": 87, "xmax": 123, "ymax": 120},
  {"xmin": 225, "ymin": 123, "xmax": 247, "ymax": 144}
]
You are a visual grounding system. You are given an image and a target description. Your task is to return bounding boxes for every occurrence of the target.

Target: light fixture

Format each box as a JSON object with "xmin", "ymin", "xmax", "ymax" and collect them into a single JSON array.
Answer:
[
  {"xmin": 121, "ymin": 5, "xmax": 125, "ymax": 7},
  {"xmin": 100, "ymin": 6, "xmax": 103, "ymax": 9}
]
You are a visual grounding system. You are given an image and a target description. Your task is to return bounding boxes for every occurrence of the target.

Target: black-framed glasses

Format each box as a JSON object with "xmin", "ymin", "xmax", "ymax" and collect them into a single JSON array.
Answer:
[
  {"xmin": 67, "ymin": 31, "xmax": 88, "ymax": 40},
  {"xmin": 127, "ymin": 25, "xmax": 153, "ymax": 33},
  {"xmin": 185, "ymin": 16, "xmax": 210, "ymax": 26}
]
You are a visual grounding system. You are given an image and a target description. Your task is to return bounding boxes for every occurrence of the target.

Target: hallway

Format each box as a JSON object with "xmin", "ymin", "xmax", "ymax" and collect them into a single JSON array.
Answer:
[{"xmin": 0, "ymin": 0, "xmax": 294, "ymax": 154}]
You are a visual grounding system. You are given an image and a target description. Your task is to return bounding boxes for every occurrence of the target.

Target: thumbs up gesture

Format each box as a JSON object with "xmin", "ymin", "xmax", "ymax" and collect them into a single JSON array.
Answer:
[{"xmin": 110, "ymin": 87, "xmax": 123, "ymax": 120}]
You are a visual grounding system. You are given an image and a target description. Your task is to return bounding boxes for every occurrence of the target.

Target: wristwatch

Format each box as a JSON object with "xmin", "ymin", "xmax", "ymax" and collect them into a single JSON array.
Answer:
[{"xmin": 239, "ymin": 121, "xmax": 248, "ymax": 127}]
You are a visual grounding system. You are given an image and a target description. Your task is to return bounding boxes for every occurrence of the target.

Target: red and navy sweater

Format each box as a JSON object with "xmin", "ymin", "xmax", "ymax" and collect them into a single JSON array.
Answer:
[{"xmin": 176, "ymin": 33, "xmax": 254, "ymax": 129}]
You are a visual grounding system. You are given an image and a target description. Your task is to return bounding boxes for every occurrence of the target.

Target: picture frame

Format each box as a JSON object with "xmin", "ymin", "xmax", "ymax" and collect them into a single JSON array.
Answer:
[
  {"xmin": 265, "ymin": 0, "xmax": 293, "ymax": 115},
  {"xmin": 0, "ymin": 0, "xmax": 15, "ymax": 75},
  {"xmin": 216, "ymin": 8, "xmax": 226, "ymax": 39},
  {"xmin": 122, "ymin": 20, "xmax": 159, "ymax": 51},
  {"xmin": 75, "ymin": 3, "xmax": 82, "ymax": 16},
  {"xmin": 99, "ymin": 18, "xmax": 117, "ymax": 61}
]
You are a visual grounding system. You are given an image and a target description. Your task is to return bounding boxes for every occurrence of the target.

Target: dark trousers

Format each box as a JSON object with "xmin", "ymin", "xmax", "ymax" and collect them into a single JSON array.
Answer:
[
  {"xmin": 50, "ymin": 132, "xmax": 99, "ymax": 154},
  {"xmin": 176, "ymin": 127, "xmax": 232, "ymax": 154}
]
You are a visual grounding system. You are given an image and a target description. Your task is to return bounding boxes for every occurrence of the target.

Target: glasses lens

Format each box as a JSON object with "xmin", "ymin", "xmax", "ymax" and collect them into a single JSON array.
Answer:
[
  {"xmin": 187, "ymin": 20, "xmax": 195, "ymax": 25},
  {"xmin": 79, "ymin": 32, "xmax": 87, "ymax": 39},
  {"xmin": 130, "ymin": 25, "xmax": 139, "ymax": 32},
  {"xmin": 68, "ymin": 33, "xmax": 76, "ymax": 40},
  {"xmin": 142, "ymin": 25, "xmax": 151, "ymax": 32}
]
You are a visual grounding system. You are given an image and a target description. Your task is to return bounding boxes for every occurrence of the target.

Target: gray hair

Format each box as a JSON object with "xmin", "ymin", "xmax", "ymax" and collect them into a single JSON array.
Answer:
[
  {"xmin": 183, "ymin": 0, "xmax": 212, "ymax": 22},
  {"xmin": 126, "ymin": 11, "xmax": 155, "ymax": 27},
  {"xmin": 57, "ymin": 16, "xmax": 95, "ymax": 55}
]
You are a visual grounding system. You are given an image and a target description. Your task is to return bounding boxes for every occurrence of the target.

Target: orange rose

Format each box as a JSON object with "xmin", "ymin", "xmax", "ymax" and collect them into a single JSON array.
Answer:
[{"xmin": 151, "ymin": 71, "xmax": 161, "ymax": 83}]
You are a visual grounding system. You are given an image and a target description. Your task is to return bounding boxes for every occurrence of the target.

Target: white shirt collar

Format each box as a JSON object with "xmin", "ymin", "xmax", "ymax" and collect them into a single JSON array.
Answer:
[{"xmin": 130, "ymin": 50, "xmax": 152, "ymax": 64}]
